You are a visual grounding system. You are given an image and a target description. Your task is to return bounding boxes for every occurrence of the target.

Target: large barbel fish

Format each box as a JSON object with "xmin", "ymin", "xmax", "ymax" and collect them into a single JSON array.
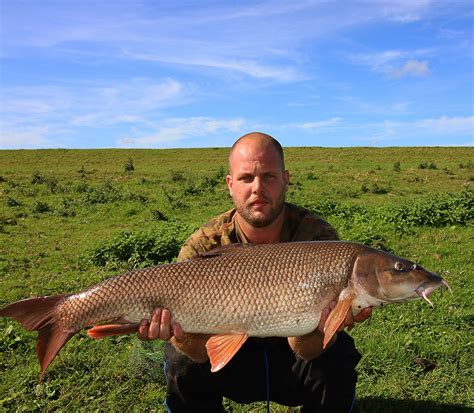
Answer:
[{"xmin": 0, "ymin": 241, "xmax": 450, "ymax": 380}]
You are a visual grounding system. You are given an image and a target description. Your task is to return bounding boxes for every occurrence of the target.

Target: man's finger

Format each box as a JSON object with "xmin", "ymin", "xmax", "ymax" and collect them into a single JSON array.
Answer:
[
  {"xmin": 354, "ymin": 307, "xmax": 372, "ymax": 322},
  {"xmin": 318, "ymin": 307, "xmax": 330, "ymax": 333},
  {"xmin": 148, "ymin": 308, "xmax": 162, "ymax": 339},
  {"xmin": 159, "ymin": 308, "xmax": 172, "ymax": 341},
  {"xmin": 138, "ymin": 319, "xmax": 150, "ymax": 341},
  {"xmin": 171, "ymin": 321, "xmax": 185, "ymax": 342}
]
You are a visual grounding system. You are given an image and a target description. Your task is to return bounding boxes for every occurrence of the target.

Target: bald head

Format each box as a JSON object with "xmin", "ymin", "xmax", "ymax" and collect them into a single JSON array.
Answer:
[{"xmin": 228, "ymin": 132, "xmax": 285, "ymax": 174}]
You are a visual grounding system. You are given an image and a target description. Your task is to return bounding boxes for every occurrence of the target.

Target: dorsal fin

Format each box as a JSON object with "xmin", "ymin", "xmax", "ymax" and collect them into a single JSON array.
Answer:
[{"xmin": 192, "ymin": 243, "xmax": 255, "ymax": 259}]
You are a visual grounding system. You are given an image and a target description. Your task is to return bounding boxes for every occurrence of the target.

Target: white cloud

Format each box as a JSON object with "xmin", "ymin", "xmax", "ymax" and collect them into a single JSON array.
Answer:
[
  {"xmin": 70, "ymin": 78, "xmax": 188, "ymax": 126},
  {"xmin": 378, "ymin": 0, "xmax": 431, "ymax": 23},
  {"xmin": 0, "ymin": 127, "xmax": 56, "ymax": 149},
  {"xmin": 279, "ymin": 115, "xmax": 473, "ymax": 146},
  {"xmin": 122, "ymin": 50, "xmax": 305, "ymax": 82},
  {"xmin": 388, "ymin": 59, "xmax": 429, "ymax": 78},
  {"xmin": 0, "ymin": 78, "xmax": 195, "ymax": 149},
  {"xmin": 1, "ymin": 0, "xmax": 446, "ymax": 85},
  {"xmin": 118, "ymin": 117, "xmax": 246, "ymax": 148},
  {"xmin": 288, "ymin": 117, "xmax": 343, "ymax": 130},
  {"xmin": 413, "ymin": 115, "xmax": 474, "ymax": 134},
  {"xmin": 348, "ymin": 49, "xmax": 433, "ymax": 78},
  {"xmin": 358, "ymin": 115, "xmax": 474, "ymax": 146},
  {"xmin": 1, "ymin": 78, "xmax": 190, "ymax": 137}
]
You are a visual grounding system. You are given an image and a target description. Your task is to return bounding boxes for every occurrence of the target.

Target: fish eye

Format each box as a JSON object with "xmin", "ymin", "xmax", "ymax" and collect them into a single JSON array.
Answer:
[{"xmin": 394, "ymin": 262, "xmax": 405, "ymax": 271}]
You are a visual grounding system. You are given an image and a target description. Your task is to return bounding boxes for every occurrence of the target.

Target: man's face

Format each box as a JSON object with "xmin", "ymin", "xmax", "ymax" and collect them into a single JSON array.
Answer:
[{"xmin": 226, "ymin": 141, "xmax": 289, "ymax": 228}]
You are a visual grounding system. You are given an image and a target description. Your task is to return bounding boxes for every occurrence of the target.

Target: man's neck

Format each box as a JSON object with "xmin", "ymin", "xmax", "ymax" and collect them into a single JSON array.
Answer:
[{"xmin": 236, "ymin": 207, "xmax": 286, "ymax": 244}]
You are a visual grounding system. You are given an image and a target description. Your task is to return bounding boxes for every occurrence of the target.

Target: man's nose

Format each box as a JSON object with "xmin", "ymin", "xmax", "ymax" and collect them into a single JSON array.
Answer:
[{"xmin": 252, "ymin": 177, "xmax": 264, "ymax": 194}]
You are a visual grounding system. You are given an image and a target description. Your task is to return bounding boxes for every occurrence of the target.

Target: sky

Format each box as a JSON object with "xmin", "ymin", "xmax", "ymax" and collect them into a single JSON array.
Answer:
[{"xmin": 0, "ymin": 0, "xmax": 473, "ymax": 149}]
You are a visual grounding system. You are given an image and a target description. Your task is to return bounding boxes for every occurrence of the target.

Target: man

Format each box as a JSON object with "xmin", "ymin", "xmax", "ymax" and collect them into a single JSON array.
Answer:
[{"xmin": 139, "ymin": 132, "xmax": 371, "ymax": 412}]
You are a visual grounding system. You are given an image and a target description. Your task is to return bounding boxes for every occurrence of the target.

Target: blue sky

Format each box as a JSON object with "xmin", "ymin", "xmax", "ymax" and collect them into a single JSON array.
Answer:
[{"xmin": 1, "ymin": 0, "xmax": 473, "ymax": 149}]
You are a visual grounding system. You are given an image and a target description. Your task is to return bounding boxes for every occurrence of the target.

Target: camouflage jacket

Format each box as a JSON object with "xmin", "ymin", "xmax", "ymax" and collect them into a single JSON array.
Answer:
[{"xmin": 177, "ymin": 202, "xmax": 338, "ymax": 262}]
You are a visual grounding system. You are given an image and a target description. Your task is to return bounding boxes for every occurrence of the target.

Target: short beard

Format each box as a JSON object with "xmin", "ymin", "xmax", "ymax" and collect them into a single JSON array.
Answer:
[{"xmin": 237, "ymin": 196, "xmax": 285, "ymax": 228}]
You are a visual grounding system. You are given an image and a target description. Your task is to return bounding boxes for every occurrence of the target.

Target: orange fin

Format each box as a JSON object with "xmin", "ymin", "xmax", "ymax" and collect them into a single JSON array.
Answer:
[
  {"xmin": 323, "ymin": 291, "xmax": 357, "ymax": 349},
  {"xmin": 0, "ymin": 294, "xmax": 74, "ymax": 382},
  {"xmin": 37, "ymin": 323, "xmax": 74, "ymax": 382},
  {"xmin": 205, "ymin": 333, "xmax": 248, "ymax": 372},
  {"xmin": 87, "ymin": 323, "xmax": 140, "ymax": 339}
]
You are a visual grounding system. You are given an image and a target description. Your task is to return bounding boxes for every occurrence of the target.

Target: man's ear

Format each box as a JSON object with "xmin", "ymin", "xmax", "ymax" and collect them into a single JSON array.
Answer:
[
  {"xmin": 226, "ymin": 174, "xmax": 233, "ymax": 196},
  {"xmin": 283, "ymin": 170, "xmax": 290, "ymax": 192}
]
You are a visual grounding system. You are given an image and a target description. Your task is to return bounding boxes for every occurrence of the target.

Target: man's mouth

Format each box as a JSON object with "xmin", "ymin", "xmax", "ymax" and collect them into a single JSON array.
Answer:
[{"xmin": 250, "ymin": 199, "xmax": 268, "ymax": 208}]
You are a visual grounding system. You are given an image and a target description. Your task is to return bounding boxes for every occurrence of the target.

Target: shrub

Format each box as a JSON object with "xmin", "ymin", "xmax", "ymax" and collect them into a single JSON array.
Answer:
[
  {"xmin": 84, "ymin": 180, "xmax": 122, "ymax": 205},
  {"xmin": 0, "ymin": 216, "xmax": 18, "ymax": 233},
  {"xmin": 150, "ymin": 209, "xmax": 168, "ymax": 221},
  {"xmin": 170, "ymin": 170, "xmax": 185, "ymax": 182},
  {"xmin": 200, "ymin": 175, "xmax": 219, "ymax": 191},
  {"xmin": 32, "ymin": 201, "xmax": 51, "ymax": 214},
  {"xmin": 361, "ymin": 183, "xmax": 390, "ymax": 194},
  {"xmin": 162, "ymin": 186, "xmax": 188, "ymax": 210},
  {"xmin": 77, "ymin": 165, "xmax": 88, "ymax": 179},
  {"xmin": 418, "ymin": 162, "xmax": 438, "ymax": 170},
  {"xmin": 45, "ymin": 175, "xmax": 59, "ymax": 193},
  {"xmin": 75, "ymin": 180, "xmax": 89, "ymax": 193},
  {"xmin": 124, "ymin": 157, "xmax": 135, "ymax": 173},
  {"xmin": 342, "ymin": 222, "xmax": 393, "ymax": 252},
  {"xmin": 381, "ymin": 190, "xmax": 473, "ymax": 228},
  {"xmin": 216, "ymin": 165, "xmax": 226, "ymax": 179},
  {"xmin": 127, "ymin": 192, "xmax": 148, "ymax": 204},
  {"xmin": 87, "ymin": 221, "xmax": 193, "ymax": 269},
  {"xmin": 6, "ymin": 197, "xmax": 21, "ymax": 207},
  {"xmin": 304, "ymin": 190, "xmax": 473, "ymax": 231},
  {"xmin": 182, "ymin": 180, "xmax": 202, "ymax": 196},
  {"xmin": 459, "ymin": 161, "xmax": 474, "ymax": 170},
  {"xmin": 31, "ymin": 171, "xmax": 46, "ymax": 184},
  {"xmin": 55, "ymin": 197, "xmax": 76, "ymax": 217}
]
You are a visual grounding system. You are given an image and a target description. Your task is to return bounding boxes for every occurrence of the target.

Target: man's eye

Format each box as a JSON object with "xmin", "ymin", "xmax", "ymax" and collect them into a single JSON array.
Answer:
[{"xmin": 239, "ymin": 175, "xmax": 253, "ymax": 183}]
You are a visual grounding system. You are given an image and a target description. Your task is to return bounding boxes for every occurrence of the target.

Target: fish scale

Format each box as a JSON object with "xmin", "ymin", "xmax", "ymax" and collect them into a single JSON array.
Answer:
[{"xmin": 57, "ymin": 241, "xmax": 363, "ymax": 337}]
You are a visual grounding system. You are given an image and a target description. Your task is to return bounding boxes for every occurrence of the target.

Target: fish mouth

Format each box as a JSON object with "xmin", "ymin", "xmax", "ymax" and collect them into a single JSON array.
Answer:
[{"xmin": 416, "ymin": 279, "xmax": 452, "ymax": 306}]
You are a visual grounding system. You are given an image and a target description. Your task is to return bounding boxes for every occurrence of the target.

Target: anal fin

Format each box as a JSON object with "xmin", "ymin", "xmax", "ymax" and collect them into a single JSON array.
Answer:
[
  {"xmin": 205, "ymin": 333, "xmax": 248, "ymax": 372},
  {"xmin": 87, "ymin": 323, "xmax": 140, "ymax": 339}
]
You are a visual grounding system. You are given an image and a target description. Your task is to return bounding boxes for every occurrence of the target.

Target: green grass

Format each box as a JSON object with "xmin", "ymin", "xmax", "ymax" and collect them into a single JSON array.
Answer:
[{"xmin": 0, "ymin": 147, "xmax": 473, "ymax": 412}]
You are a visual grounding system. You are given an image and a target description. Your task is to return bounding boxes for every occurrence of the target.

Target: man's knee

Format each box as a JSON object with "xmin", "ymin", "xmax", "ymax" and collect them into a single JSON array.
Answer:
[{"xmin": 164, "ymin": 343, "xmax": 224, "ymax": 412}]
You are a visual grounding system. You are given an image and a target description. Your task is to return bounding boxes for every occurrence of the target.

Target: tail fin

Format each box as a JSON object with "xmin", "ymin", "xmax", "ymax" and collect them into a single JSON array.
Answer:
[{"xmin": 0, "ymin": 295, "xmax": 74, "ymax": 381}]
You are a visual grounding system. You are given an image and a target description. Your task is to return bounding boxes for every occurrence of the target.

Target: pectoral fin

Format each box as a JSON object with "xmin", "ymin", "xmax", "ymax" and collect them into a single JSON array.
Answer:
[
  {"xmin": 323, "ymin": 289, "xmax": 357, "ymax": 349},
  {"xmin": 205, "ymin": 333, "xmax": 248, "ymax": 372}
]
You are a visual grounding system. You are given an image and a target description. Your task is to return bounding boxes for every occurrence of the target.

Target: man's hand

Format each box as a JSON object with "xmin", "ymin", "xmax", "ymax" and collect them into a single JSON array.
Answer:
[
  {"xmin": 289, "ymin": 301, "xmax": 372, "ymax": 360},
  {"xmin": 137, "ymin": 307, "xmax": 185, "ymax": 342}
]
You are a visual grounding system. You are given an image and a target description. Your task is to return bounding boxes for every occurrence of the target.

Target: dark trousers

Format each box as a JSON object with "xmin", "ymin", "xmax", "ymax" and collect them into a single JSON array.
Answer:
[{"xmin": 163, "ymin": 332, "xmax": 361, "ymax": 412}]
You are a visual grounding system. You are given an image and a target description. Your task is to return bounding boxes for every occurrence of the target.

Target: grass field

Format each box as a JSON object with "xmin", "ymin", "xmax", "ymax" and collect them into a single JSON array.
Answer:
[{"xmin": 0, "ymin": 147, "xmax": 473, "ymax": 412}]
